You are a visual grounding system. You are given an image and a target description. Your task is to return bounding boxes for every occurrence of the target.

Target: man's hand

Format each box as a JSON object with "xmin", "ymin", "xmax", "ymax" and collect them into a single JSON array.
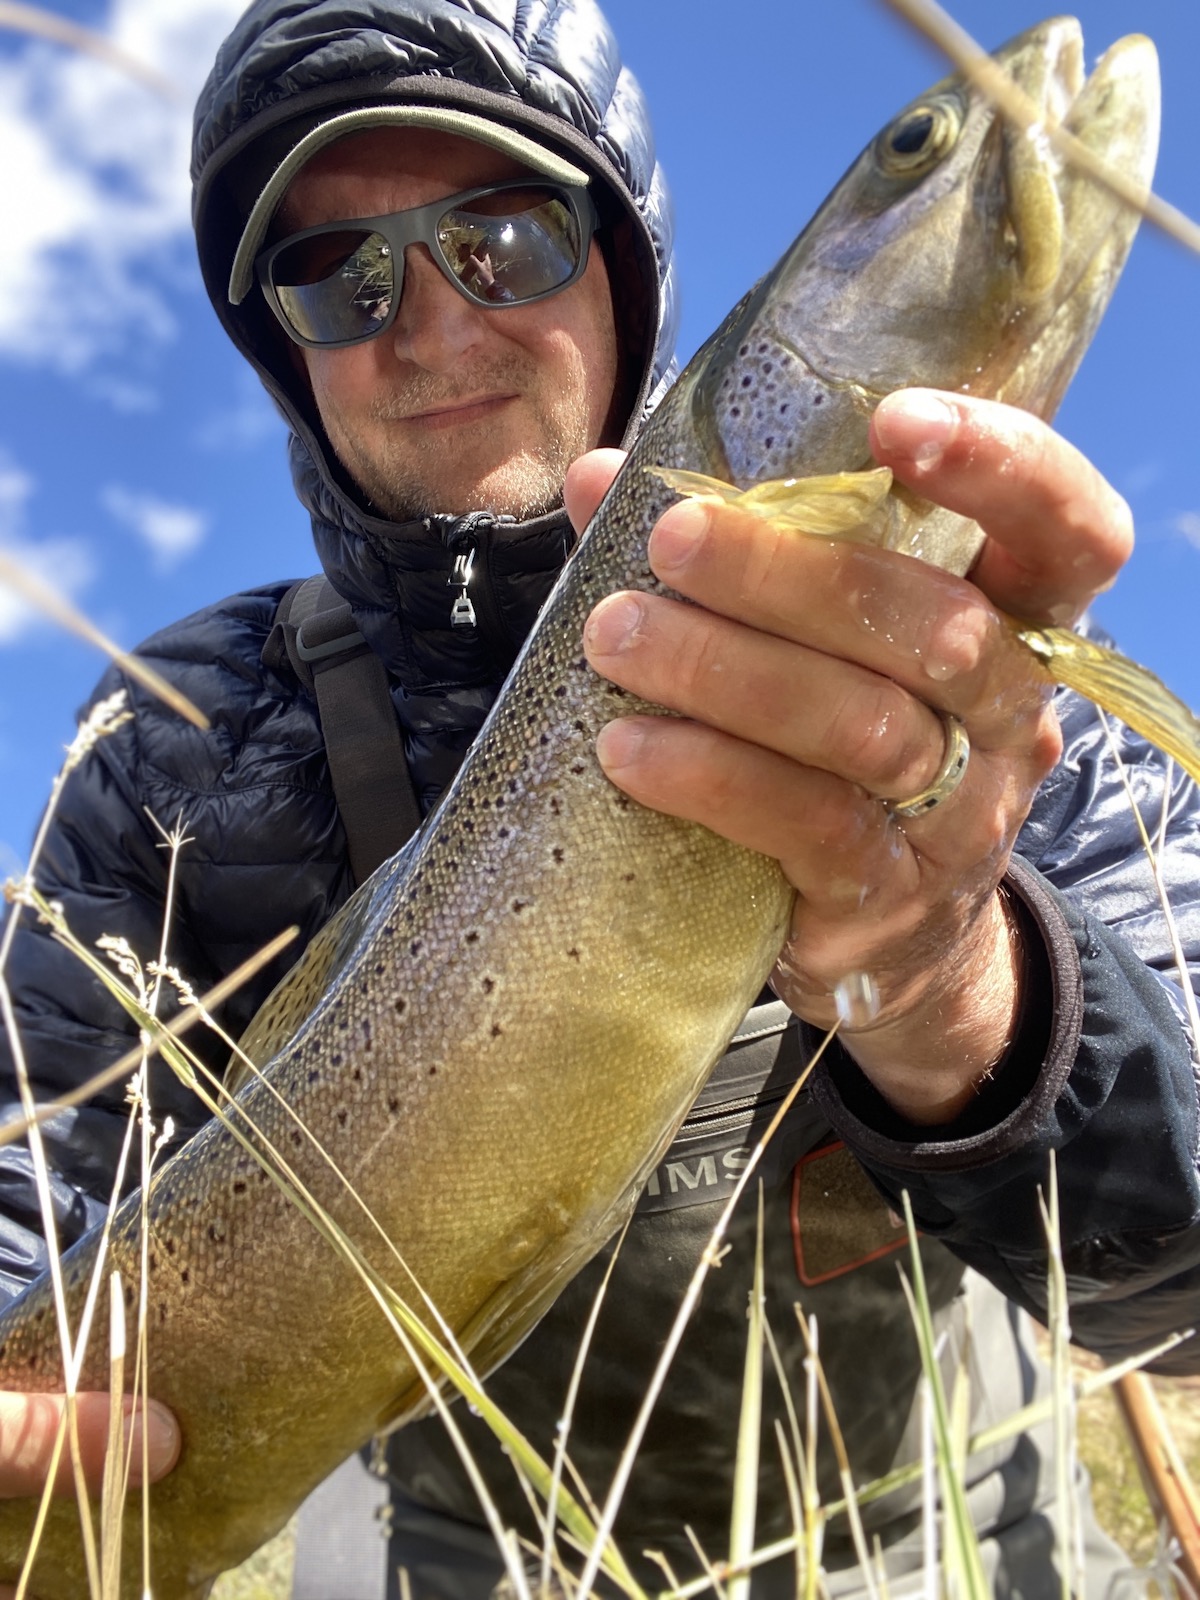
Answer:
[
  {"xmin": 566, "ymin": 389, "xmax": 1133, "ymax": 1125},
  {"xmin": 0, "ymin": 1389, "xmax": 179, "ymax": 1499},
  {"xmin": 0, "ymin": 1392, "xmax": 179, "ymax": 1598}
]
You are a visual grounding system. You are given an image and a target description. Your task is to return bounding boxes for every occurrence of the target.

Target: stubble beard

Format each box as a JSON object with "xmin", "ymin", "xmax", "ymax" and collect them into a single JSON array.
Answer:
[{"xmin": 327, "ymin": 353, "xmax": 595, "ymax": 525}]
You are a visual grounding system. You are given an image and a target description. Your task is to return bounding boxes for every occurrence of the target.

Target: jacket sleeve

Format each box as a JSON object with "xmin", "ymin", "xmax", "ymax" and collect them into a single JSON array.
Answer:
[
  {"xmin": 0, "ymin": 666, "xmax": 236, "ymax": 1309},
  {"xmin": 811, "ymin": 672, "xmax": 1200, "ymax": 1375}
]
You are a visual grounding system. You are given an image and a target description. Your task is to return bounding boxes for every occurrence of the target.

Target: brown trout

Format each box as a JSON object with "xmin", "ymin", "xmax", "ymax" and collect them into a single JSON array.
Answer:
[{"xmin": 0, "ymin": 16, "xmax": 1167, "ymax": 1597}]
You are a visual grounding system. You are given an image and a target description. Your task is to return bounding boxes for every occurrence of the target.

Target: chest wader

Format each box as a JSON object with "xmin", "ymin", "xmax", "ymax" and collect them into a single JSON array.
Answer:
[{"xmin": 267, "ymin": 581, "xmax": 1130, "ymax": 1600}]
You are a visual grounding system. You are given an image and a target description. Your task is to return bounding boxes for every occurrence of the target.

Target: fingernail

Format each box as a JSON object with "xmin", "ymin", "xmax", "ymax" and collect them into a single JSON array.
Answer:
[
  {"xmin": 595, "ymin": 719, "xmax": 644, "ymax": 775},
  {"xmin": 584, "ymin": 593, "xmax": 644, "ymax": 657},
  {"xmin": 873, "ymin": 391, "xmax": 958, "ymax": 472},
  {"xmin": 649, "ymin": 498, "xmax": 709, "ymax": 575},
  {"xmin": 124, "ymin": 1399, "xmax": 180, "ymax": 1484}
]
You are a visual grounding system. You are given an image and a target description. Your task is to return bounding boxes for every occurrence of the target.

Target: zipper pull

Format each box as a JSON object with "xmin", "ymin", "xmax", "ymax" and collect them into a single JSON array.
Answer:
[{"xmin": 448, "ymin": 548, "xmax": 476, "ymax": 628}]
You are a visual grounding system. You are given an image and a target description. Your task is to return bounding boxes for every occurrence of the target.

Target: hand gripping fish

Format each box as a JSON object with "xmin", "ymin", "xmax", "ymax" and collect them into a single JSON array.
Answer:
[{"xmin": 0, "ymin": 17, "xmax": 1181, "ymax": 1598}]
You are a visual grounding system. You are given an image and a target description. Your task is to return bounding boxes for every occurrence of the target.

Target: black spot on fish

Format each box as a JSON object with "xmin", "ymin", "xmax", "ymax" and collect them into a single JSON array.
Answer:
[
  {"xmin": 181, "ymin": 1269, "xmax": 190, "ymax": 1285},
  {"xmin": 567, "ymin": 947, "xmax": 581, "ymax": 961},
  {"xmin": 813, "ymin": 393, "xmax": 824, "ymax": 406},
  {"xmin": 395, "ymin": 997, "xmax": 407, "ymax": 1015},
  {"xmin": 410, "ymin": 940, "xmax": 422, "ymax": 956},
  {"xmin": 730, "ymin": 406, "xmax": 741, "ymax": 420},
  {"xmin": 741, "ymin": 375, "xmax": 752, "ymax": 389},
  {"xmin": 291, "ymin": 1131, "xmax": 302, "ymax": 1147},
  {"xmin": 338, "ymin": 1108, "xmax": 348, "ymax": 1125},
  {"xmin": 552, "ymin": 848, "xmax": 564, "ymax": 863},
  {"xmin": 208, "ymin": 1222, "xmax": 225, "ymax": 1244},
  {"xmin": 482, "ymin": 977, "xmax": 495, "ymax": 994},
  {"xmin": 388, "ymin": 1096, "xmax": 400, "ymax": 1114},
  {"xmin": 307, "ymin": 1069, "xmax": 320, "ymax": 1085},
  {"xmin": 331, "ymin": 1053, "xmax": 342, "ymax": 1067},
  {"xmin": 465, "ymin": 930, "xmax": 479, "ymax": 944},
  {"xmin": 233, "ymin": 1180, "xmax": 246, "ymax": 1195},
  {"xmin": 428, "ymin": 1067, "xmax": 437, "ymax": 1078},
  {"xmin": 512, "ymin": 899, "xmax": 528, "ymax": 914},
  {"xmin": 765, "ymin": 437, "xmax": 774, "ymax": 450},
  {"xmin": 491, "ymin": 1024, "xmax": 503, "ymax": 1038},
  {"xmin": 353, "ymin": 1067, "xmax": 362, "ymax": 1083}
]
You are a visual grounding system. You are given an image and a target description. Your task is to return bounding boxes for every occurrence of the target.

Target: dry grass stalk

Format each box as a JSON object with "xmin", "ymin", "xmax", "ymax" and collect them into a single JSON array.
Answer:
[{"xmin": 0, "ymin": 1, "xmax": 179, "ymax": 99}]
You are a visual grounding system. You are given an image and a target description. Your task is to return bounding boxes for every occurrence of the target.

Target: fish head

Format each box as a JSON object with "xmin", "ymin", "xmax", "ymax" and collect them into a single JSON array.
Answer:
[{"xmin": 691, "ymin": 17, "xmax": 1160, "ymax": 487}]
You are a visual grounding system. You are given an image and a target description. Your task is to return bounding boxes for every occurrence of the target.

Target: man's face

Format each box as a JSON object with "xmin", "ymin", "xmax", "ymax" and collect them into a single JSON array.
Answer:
[{"xmin": 278, "ymin": 128, "xmax": 622, "ymax": 523}]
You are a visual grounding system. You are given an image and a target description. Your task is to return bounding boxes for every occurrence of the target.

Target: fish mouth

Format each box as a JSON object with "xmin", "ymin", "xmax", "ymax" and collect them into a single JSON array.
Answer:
[{"xmin": 999, "ymin": 19, "xmax": 1159, "ymax": 302}]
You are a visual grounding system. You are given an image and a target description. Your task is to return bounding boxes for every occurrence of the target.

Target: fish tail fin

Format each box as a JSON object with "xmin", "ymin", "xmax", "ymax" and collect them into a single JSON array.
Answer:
[{"xmin": 1019, "ymin": 626, "xmax": 1200, "ymax": 784}]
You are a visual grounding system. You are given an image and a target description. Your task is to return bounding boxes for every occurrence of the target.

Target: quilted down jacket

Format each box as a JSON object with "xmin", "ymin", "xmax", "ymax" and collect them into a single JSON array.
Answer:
[{"xmin": 2, "ymin": 0, "xmax": 1200, "ymax": 1589}]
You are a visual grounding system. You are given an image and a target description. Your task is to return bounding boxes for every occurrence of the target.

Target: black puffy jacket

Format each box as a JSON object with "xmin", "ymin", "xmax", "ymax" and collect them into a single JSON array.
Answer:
[{"xmin": 3, "ymin": 0, "xmax": 1200, "ymax": 1584}]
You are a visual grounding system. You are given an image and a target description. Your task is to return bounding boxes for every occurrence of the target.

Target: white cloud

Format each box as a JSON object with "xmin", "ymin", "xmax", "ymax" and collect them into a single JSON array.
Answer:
[
  {"xmin": 102, "ymin": 484, "xmax": 208, "ymax": 571},
  {"xmin": 193, "ymin": 374, "xmax": 286, "ymax": 452},
  {"xmin": 0, "ymin": 0, "xmax": 246, "ymax": 373},
  {"xmin": 1171, "ymin": 512, "xmax": 1200, "ymax": 553},
  {"xmin": 0, "ymin": 453, "xmax": 94, "ymax": 644}
]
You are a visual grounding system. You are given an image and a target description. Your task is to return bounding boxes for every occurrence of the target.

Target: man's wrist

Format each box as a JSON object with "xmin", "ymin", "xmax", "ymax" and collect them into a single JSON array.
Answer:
[{"xmin": 837, "ymin": 887, "xmax": 1026, "ymax": 1125}]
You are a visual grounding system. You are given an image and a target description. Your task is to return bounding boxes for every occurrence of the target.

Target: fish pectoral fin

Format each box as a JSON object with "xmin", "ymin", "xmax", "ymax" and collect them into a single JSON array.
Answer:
[
  {"xmin": 1017, "ymin": 623, "xmax": 1200, "ymax": 784},
  {"xmin": 646, "ymin": 464, "xmax": 897, "ymax": 540}
]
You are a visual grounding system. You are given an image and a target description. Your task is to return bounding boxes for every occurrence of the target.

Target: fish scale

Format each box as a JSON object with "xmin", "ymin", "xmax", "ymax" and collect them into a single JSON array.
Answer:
[{"xmin": 0, "ymin": 16, "xmax": 1164, "ymax": 1597}]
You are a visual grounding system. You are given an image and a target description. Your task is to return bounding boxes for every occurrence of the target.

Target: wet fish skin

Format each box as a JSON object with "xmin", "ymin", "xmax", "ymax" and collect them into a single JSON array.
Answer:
[{"xmin": 0, "ymin": 17, "xmax": 1160, "ymax": 1598}]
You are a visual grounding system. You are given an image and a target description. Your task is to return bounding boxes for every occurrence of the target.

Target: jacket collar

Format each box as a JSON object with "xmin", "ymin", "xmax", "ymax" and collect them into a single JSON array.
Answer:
[{"xmin": 289, "ymin": 432, "xmax": 574, "ymax": 688}]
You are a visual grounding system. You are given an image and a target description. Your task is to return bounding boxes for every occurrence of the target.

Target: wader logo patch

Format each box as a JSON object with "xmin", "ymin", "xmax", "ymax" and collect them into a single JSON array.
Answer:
[{"xmin": 790, "ymin": 1141, "xmax": 907, "ymax": 1285}]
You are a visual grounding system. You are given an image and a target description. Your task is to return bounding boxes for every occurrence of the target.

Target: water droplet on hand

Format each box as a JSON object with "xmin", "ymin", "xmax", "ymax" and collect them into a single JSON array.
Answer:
[{"xmin": 833, "ymin": 971, "xmax": 881, "ymax": 1028}]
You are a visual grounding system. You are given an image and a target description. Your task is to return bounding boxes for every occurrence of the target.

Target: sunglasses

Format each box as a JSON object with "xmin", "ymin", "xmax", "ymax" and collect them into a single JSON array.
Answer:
[{"xmin": 255, "ymin": 179, "xmax": 599, "ymax": 350}]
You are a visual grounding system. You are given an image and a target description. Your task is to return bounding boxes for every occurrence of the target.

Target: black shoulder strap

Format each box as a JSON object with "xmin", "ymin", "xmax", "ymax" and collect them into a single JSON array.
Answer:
[{"xmin": 265, "ymin": 577, "xmax": 421, "ymax": 886}]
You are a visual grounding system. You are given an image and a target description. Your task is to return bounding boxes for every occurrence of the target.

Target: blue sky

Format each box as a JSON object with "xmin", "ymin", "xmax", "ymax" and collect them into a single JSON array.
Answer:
[{"xmin": 0, "ymin": 0, "xmax": 1196, "ymax": 869}]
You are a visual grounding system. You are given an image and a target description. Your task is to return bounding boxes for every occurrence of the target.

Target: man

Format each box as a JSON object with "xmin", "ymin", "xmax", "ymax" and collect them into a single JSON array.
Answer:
[{"xmin": 1, "ymin": 1, "xmax": 1198, "ymax": 1596}]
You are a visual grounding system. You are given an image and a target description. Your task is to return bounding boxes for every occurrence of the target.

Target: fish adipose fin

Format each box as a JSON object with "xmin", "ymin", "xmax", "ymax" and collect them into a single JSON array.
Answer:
[{"xmin": 649, "ymin": 466, "xmax": 1200, "ymax": 786}]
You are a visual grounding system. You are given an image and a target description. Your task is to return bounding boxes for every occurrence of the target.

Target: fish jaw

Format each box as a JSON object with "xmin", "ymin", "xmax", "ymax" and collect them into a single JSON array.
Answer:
[{"xmin": 993, "ymin": 28, "xmax": 1159, "ymax": 418}]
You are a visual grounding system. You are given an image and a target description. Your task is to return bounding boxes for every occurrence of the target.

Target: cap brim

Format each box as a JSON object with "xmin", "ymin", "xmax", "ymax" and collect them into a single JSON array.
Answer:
[{"xmin": 228, "ymin": 105, "xmax": 591, "ymax": 306}]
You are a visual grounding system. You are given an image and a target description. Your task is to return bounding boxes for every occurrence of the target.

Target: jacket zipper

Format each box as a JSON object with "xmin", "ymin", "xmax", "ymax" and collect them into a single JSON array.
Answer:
[{"xmin": 439, "ymin": 514, "xmax": 517, "ymax": 672}]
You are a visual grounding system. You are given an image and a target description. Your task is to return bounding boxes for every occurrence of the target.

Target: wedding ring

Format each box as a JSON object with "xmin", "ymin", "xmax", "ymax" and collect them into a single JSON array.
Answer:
[{"xmin": 887, "ymin": 713, "xmax": 970, "ymax": 819}]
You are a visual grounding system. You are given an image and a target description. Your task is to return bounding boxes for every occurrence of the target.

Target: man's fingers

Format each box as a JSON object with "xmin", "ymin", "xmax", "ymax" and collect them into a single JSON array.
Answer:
[
  {"xmin": 563, "ymin": 448, "xmax": 626, "ymax": 537},
  {"xmin": 0, "ymin": 1391, "xmax": 180, "ymax": 1498},
  {"xmin": 584, "ymin": 589, "xmax": 952, "ymax": 802},
  {"xmin": 642, "ymin": 496, "xmax": 1052, "ymax": 748},
  {"xmin": 870, "ymin": 389, "xmax": 1133, "ymax": 624}
]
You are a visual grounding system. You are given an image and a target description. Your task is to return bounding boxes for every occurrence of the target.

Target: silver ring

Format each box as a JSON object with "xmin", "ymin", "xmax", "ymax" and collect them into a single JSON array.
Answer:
[{"xmin": 887, "ymin": 713, "xmax": 970, "ymax": 820}]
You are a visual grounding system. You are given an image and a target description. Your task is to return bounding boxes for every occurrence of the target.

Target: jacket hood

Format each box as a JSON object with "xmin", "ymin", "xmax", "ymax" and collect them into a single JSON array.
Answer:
[{"xmin": 191, "ymin": 0, "xmax": 679, "ymax": 649}]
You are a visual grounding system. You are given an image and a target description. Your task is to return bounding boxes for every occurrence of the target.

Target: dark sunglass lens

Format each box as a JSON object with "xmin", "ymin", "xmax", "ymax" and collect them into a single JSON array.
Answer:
[
  {"xmin": 271, "ymin": 229, "xmax": 395, "ymax": 343},
  {"xmin": 438, "ymin": 189, "xmax": 582, "ymax": 305}
]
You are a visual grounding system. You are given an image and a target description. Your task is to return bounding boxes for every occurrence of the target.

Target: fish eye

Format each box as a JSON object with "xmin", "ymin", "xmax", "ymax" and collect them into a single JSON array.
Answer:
[{"xmin": 877, "ymin": 97, "xmax": 963, "ymax": 176}]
